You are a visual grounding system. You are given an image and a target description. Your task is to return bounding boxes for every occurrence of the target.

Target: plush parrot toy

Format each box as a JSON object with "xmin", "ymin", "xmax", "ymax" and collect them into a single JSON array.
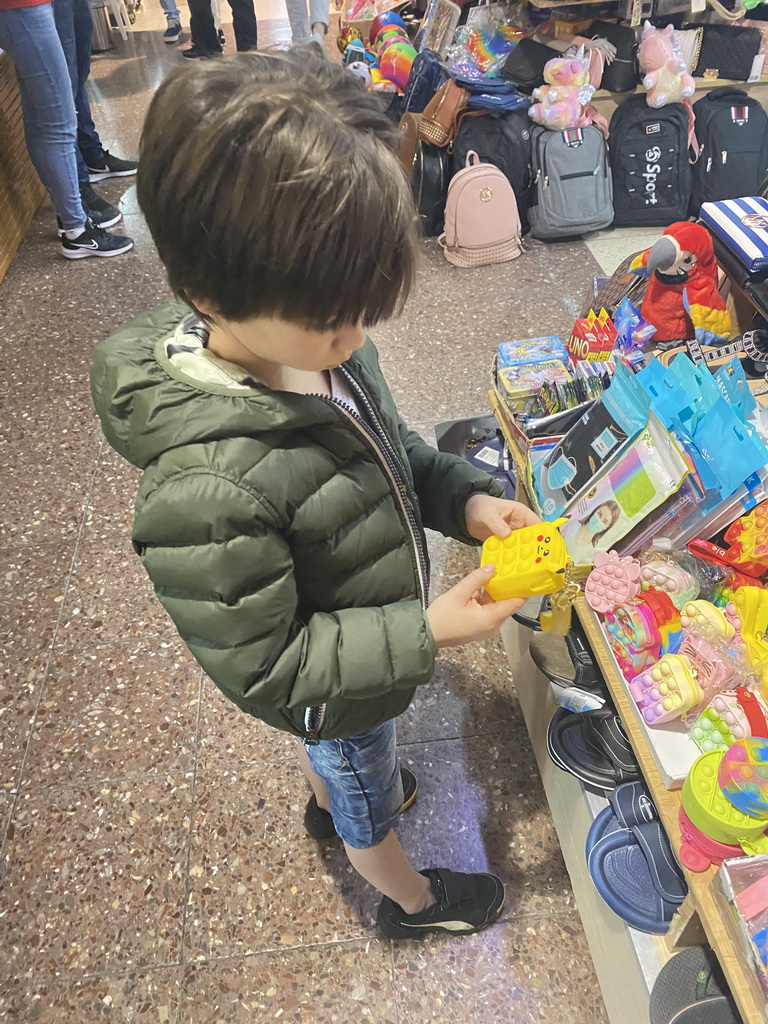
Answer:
[{"xmin": 630, "ymin": 222, "xmax": 731, "ymax": 347}]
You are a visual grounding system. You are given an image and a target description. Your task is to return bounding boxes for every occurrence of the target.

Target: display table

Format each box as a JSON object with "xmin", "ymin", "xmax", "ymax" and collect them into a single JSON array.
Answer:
[{"xmin": 490, "ymin": 388, "xmax": 768, "ymax": 1024}]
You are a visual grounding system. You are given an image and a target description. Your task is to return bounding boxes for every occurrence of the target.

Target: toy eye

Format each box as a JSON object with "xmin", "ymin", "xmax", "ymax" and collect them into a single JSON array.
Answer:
[
  {"xmin": 544, "ymin": 537, "xmax": 550, "ymax": 543},
  {"xmin": 543, "ymin": 550, "xmax": 550, "ymax": 556}
]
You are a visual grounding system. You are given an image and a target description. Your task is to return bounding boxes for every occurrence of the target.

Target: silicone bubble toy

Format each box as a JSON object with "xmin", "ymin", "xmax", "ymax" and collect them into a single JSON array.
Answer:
[
  {"xmin": 691, "ymin": 695, "xmax": 748, "ymax": 755},
  {"xmin": 628, "ymin": 653, "xmax": 702, "ymax": 725},
  {"xmin": 585, "ymin": 551, "xmax": 641, "ymax": 614},
  {"xmin": 682, "ymin": 750, "xmax": 768, "ymax": 853},
  {"xmin": 605, "ymin": 599, "xmax": 662, "ymax": 680},
  {"xmin": 726, "ymin": 587, "xmax": 768, "ymax": 665},
  {"xmin": 719, "ymin": 738, "xmax": 768, "ymax": 819},
  {"xmin": 677, "ymin": 633, "xmax": 737, "ymax": 703},
  {"xmin": 480, "ymin": 518, "xmax": 569, "ymax": 602},
  {"xmin": 642, "ymin": 588, "xmax": 683, "ymax": 655},
  {"xmin": 680, "ymin": 599, "xmax": 735, "ymax": 641},
  {"xmin": 723, "ymin": 499, "xmax": 768, "ymax": 577},
  {"xmin": 678, "ymin": 805, "xmax": 745, "ymax": 872},
  {"xmin": 640, "ymin": 558, "xmax": 700, "ymax": 611}
]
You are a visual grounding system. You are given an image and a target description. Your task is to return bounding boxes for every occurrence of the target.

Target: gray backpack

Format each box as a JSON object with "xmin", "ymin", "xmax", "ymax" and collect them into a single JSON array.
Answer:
[{"xmin": 528, "ymin": 125, "xmax": 614, "ymax": 240}]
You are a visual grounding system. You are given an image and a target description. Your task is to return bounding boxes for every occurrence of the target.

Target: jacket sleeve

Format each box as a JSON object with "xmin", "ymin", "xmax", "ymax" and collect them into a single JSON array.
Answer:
[
  {"xmin": 397, "ymin": 420, "xmax": 504, "ymax": 544},
  {"xmin": 133, "ymin": 472, "xmax": 436, "ymax": 712}
]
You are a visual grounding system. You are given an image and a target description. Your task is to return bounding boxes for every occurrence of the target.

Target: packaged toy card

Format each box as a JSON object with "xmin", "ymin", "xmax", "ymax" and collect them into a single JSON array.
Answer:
[
  {"xmin": 497, "ymin": 360, "xmax": 572, "ymax": 415},
  {"xmin": 531, "ymin": 361, "xmax": 649, "ymax": 517},
  {"xmin": 496, "ymin": 336, "xmax": 569, "ymax": 369},
  {"xmin": 568, "ymin": 308, "xmax": 617, "ymax": 363},
  {"xmin": 614, "ymin": 296, "xmax": 656, "ymax": 352},
  {"xmin": 560, "ymin": 414, "xmax": 690, "ymax": 565}
]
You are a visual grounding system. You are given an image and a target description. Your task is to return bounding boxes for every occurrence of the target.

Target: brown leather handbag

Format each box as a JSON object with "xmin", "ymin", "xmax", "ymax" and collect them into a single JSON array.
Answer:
[
  {"xmin": 397, "ymin": 113, "xmax": 422, "ymax": 175},
  {"xmin": 418, "ymin": 81, "xmax": 469, "ymax": 148}
]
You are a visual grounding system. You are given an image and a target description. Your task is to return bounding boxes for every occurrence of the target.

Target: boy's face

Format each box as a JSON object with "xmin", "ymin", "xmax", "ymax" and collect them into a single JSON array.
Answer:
[{"xmin": 210, "ymin": 312, "xmax": 367, "ymax": 373}]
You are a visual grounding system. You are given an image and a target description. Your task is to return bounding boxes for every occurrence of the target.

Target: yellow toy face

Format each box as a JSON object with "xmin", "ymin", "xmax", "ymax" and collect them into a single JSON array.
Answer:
[{"xmin": 481, "ymin": 518, "xmax": 570, "ymax": 601}]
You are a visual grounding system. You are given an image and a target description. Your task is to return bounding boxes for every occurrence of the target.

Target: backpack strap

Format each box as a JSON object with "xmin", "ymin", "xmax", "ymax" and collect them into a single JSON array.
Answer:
[
  {"xmin": 584, "ymin": 104, "xmax": 610, "ymax": 137},
  {"xmin": 685, "ymin": 98, "xmax": 700, "ymax": 162}
]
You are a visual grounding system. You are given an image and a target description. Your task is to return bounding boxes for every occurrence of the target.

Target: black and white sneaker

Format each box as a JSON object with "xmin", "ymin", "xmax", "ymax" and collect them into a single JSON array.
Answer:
[
  {"xmin": 60, "ymin": 220, "xmax": 134, "ymax": 259},
  {"xmin": 218, "ymin": 28, "xmax": 225, "ymax": 47},
  {"xmin": 163, "ymin": 19, "xmax": 181, "ymax": 42},
  {"xmin": 80, "ymin": 182, "xmax": 122, "ymax": 228},
  {"xmin": 377, "ymin": 868, "xmax": 505, "ymax": 939},
  {"xmin": 304, "ymin": 767, "xmax": 418, "ymax": 840},
  {"xmin": 87, "ymin": 151, "xmax": 138, "ymax": 182}
]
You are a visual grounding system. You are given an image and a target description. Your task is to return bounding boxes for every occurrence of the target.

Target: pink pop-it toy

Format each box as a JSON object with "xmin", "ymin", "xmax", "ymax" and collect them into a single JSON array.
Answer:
[{"xmin": 585, "ymin": 550, "xmax": 641, "ymax": 614}]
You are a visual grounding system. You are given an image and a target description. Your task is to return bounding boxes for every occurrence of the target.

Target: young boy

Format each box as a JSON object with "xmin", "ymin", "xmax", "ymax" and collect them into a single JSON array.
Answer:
[{"xmin": 90, "ymin": 51, "xmax": 539, "ymax": 939}]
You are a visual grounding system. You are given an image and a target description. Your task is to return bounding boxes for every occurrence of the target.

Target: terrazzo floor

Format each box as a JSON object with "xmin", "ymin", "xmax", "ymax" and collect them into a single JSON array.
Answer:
[{"xmin": 0, "ymin": 4, "xmax": 644, "ymax": 1020}]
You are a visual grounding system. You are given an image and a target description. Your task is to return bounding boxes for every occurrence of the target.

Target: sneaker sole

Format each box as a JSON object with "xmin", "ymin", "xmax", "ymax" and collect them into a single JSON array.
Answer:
[
  {"xmin": 163, "ymin": 34, "xmax": 181, "ymax": 42},
  {"xmin": 87, "ymin": 169, "xmax": 137, "ymax": 182},
  {"xmin": 379, "ymin": 873, "xmax": 505, "ymax": 940},
  {"xmin": 61, "ymin": 239, "xmax": 135, "ymax": 259}
]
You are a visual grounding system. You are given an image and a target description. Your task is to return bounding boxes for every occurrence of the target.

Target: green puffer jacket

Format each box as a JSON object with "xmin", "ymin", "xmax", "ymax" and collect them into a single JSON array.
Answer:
[{"xmin": 90, "ymin": 300, "xmax": 503, "ymax": 740}]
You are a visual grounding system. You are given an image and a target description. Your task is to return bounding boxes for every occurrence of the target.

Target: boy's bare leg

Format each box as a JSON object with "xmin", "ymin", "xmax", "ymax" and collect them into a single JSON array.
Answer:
[
  {"xmin": 295, "ymin": 738, "xmax": 331, "ymax": 811},
  {"xmin": 345, "ymin": 831, "xmax": 433, "ymax": 915}
]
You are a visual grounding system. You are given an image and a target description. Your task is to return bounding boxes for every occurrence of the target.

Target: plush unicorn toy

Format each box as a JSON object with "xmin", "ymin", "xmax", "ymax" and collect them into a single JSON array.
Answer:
[
  {"xmin": 638, "ymin": 22, "xmax": 695, "ymax": 108},
  {"xmin": 529, "ymin": 47, "xmax": 595, "ymax": 131}
]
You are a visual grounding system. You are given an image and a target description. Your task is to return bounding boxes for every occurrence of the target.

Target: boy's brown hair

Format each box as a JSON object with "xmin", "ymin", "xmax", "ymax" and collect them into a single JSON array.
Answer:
[{"xmin": 137, "ymin": 51, "xmax": 418, "ymax": 330}]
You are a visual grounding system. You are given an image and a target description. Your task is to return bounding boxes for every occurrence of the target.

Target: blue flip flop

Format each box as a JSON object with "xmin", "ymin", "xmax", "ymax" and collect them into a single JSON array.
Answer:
[{"xmin": 586, "ymin": 781, "xmax": 687, "ymax": 934}]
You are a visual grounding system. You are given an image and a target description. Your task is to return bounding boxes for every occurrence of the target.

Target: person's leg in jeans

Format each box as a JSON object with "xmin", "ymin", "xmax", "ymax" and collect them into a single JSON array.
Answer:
[
  {"xmin": 0, "ymin": 2, "xmax": 85, "ymax": 231},
  {"xmin": 308, "ymin": 0, "xmax": 329, "ymax": 41},
  {"xmin": 284, "ymin": 0, "xmax": 310, "ymax": 45},
  {"xmin": 299, "ymin": 722, "xmax": 432, "ymax": 914},
  {"xmin": 51, "ymin": 0, "xmax": 96, "ymax": 184},
  {"xmin": 159, "ymin": 0, "xmax": 181, "ymax": 23},
  {"xmin": 187, "ymin": 0, "xmax": 221, "ymax": 52},
  {"xmin": 71, "ymin": 0, "xmax": 107, "ymax": 169},
  {"xmin": 228, "ymin": 0, "xmax": 256, "ymax": 51}
]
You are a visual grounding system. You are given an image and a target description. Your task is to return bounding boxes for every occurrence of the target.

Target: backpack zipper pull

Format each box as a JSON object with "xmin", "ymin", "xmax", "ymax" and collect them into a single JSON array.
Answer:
[{"xmin": 722, "ymin": 150, "xmax": 727, "ymax": 164}]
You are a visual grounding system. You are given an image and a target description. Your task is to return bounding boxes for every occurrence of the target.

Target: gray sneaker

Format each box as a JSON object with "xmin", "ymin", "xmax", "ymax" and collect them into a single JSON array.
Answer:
[{"xmin": 163, "ymin": 19, "xmax": 181, "ymax": 43}]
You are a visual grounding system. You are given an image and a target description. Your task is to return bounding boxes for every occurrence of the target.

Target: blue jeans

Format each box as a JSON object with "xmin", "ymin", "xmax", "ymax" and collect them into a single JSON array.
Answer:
[
  {"xmin": 284, "ymin": 0, "xmax": 329, "ymax": 43},
  {"xmin": 305, "ymin": 720, "xmax": 404, "ymax": 849},
  {"xmin": 159, "ymin": 0, "xmax": 180, "ymax": 22},
  {"xmin": 0, "ymin": 2, "xmax": 86, "ymax": 229},
  {"xmin": 52, "ymin": 0, "xmax": 106, "ymax": 181}
]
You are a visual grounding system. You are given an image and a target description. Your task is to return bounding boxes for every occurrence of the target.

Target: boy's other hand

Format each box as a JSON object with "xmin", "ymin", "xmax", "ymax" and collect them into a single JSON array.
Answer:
[
  {"xmin": 464, "ymin": 494, "xmax": 542, "ymax": 543},
  {"xmin": 426, "ymin": 564, "xmax": 525, "ymax": 649}
]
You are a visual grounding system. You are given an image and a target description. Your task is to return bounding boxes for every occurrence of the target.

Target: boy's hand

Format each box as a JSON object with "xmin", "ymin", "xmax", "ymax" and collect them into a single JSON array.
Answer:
[
  {"xmin": 426, "ymin": 564, "xmax": 525, "ymax": 649},
  {"xmin": 464, "ymin": 494, "xmax": 542, "ymax": 542}
]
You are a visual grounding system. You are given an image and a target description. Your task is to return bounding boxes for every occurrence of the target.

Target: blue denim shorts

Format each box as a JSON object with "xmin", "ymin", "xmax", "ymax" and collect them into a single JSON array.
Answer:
[{"xmin": 304, "ymin": 719, "xmax": 403, "ymax": 849}]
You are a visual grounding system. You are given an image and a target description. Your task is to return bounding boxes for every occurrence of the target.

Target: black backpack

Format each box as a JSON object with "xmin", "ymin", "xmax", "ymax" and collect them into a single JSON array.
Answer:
[
  {"xmin": 411, "ymin": 141, "xmax": 452, "ymax": 237},
  {"xmin": 691, "ymin": 87, "xmax": 768, "ymax": 214},
  {"xmin": 452, "ymin": 109, "xmax": 533, "ymax": 230},
  {"xmin": 610, "ymin": 97, "xmax": 692, "ymax": 227},
  {"xmin": 403, "ymin": 49, "xmax": 444, "ymax": 115}
]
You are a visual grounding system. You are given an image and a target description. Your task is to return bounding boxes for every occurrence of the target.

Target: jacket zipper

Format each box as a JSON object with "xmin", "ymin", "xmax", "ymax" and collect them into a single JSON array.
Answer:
[{"xmin": 302, "ymin": 368, "xmax": 431, "ymax": 744}]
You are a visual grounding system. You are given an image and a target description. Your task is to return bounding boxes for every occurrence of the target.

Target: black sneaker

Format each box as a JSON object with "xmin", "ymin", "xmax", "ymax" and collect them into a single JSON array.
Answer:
[
  {"xmin": 218, "ymin": 28, "xmax": 225, "ymax": 47},
  {"xmin": 60, "ymin": 220, "xmax": 134, "ymax": 259},
  {"xmin": 378, "ymin": 868, "xmax": 505, "ymax": 939},
  {"xmin": 304, "ymin": 766, "xmax": 418, "ymax": 841},
  {"xmin": 163, "ymin": 19, "xmax": 181, "ymax": 42},
  {"xmin": 80, "ymin": 182, "xmax": 122, "ymax": 228},
  {"xmin": 181, "ymin": 43, "xmax": 221, "ymax": 59},
  {"xmin": 86, "ymin": 152, "xmax": 138, "ymax": 182}
]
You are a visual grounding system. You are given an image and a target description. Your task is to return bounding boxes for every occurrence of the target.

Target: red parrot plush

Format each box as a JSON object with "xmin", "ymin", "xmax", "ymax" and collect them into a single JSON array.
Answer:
[{"xmin": 630, "ymin": 221, "xmax": 731, "ymax": 346}]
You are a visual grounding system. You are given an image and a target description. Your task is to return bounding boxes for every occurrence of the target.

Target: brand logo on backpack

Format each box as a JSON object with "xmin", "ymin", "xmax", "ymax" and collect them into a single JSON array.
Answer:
[
  {"xmin": 479, "ymin": 187, "xmax": 493, "ymax": 203},
  {"xmin": 731, "ymin": 105, "xmax": 749, "ymax": 127},
  {"xmin": 562, "ymin": 128, "xmax": 583, "ymax": 149},
  {"xmin": 642, "ymin": 146, "xmax": 662, "ymax": 206},
  {"xmin": 645, "ymin": 123, "xmax": 660, "ymax": 135}
]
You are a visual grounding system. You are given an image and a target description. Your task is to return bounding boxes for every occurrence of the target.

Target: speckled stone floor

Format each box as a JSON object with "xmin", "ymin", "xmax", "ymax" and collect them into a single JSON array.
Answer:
[{"xmin": 0, "ymin": 5, "xmax": 615, "ymax": 1021}]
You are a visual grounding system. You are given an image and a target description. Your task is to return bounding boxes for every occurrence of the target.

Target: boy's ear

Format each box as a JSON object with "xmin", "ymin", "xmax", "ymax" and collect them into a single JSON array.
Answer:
[{"xmin": 190, "ymin": 297, "xmax": 216, "ymax": 317}]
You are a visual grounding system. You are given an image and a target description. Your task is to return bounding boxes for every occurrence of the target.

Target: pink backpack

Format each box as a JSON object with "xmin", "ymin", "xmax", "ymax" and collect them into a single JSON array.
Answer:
[{"xmin": 439, "ymin": 151, "xmax": 522, "ymax": 268}]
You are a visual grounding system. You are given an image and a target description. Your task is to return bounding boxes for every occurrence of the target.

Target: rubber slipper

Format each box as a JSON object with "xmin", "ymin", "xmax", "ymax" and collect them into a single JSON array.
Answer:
[
  {"xmin": 547, "ymin": 708, "xmax": 640, "ymax": 791},
  {"xmin": 586, "ymin": 781, "xmax": 687, "ymax": 934},
  {"xmin": 649, "ymin": 945, "xmax": 739, "ymax": 1024},
  {"xmin": 529, "ymin": 619, "xmax": 609, "ymax": 698}
]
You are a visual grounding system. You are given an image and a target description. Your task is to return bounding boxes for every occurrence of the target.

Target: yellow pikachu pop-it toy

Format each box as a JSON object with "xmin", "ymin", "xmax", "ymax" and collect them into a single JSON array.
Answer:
[{"xmin": 480, "ymin": 518, "xmax": 570, "ymax": 602}]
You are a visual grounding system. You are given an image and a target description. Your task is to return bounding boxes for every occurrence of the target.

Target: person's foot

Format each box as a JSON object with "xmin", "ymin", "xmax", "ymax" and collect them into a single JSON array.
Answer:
[
  {"xmin": 218, "ymin": 28, "xmax": 225, "ymax": 48},
  {"xmin": 163, "ymin": 19, "xmax": 181, "ymax": 43},
  {"xmin": 60, "ymin": 220, "xmax": 134, "ymax": 259},
  {"xmin": 377, "ymin": 868, "xmax": 505, "ymax": 939},
  {"xmin": 181, "ymin": 43, "xmax": 221, "ymax": 59},
  {"xmin": 87, "ymin": 152, "xmax": 138, "ymax": 182},
  {"xmin": 79, "ymin": 182, "xmax": 122, "ymax": 228},
  {"xmin": 304, "ymin": 767, "xmax": 418, "ymax": 841}
]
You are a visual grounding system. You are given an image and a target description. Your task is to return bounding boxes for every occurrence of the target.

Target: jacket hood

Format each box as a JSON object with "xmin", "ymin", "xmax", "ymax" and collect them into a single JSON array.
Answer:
[{"xmin": 90, "ymin": 300, "xmax": 346, "ymax": 470}]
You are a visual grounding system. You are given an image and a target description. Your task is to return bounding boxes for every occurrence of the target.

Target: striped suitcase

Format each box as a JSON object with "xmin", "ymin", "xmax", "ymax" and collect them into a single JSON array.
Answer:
[{"xmin": 700, "ymin": 196, "xmax": 768, "ymax": 272}]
